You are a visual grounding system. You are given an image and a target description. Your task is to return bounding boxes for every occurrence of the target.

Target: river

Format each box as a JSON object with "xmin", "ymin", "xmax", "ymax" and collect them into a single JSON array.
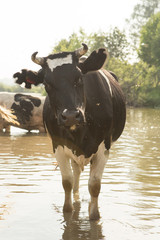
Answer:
[{"xmin": 0, "ymin": 108, "xmax": 160, "ymax": 240}]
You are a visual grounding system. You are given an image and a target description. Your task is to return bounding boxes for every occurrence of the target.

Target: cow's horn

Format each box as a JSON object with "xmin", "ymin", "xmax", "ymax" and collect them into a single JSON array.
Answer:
[
  {"xmin": 31, "ymin": 52, "xmax": 44, "ymax": 65},
  {"xmin": 75, "ymin": 43, "xmax": 88, "ymax": 58}
]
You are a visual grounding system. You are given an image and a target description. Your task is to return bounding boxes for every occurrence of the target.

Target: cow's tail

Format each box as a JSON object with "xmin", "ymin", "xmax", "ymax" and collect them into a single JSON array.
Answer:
[{"xmin": 0, "ymin": 105, "xmax": 19, "ymax": 125}]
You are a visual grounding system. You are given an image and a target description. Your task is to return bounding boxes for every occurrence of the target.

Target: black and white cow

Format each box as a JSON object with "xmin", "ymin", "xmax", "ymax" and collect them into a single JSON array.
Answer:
[
  {"xmin": 0, "ymin": 92, "xmax": 45, "ymax": 133},
  {"xmin": 13, "ymin": 44, "xmax": 126, "ymax": 220}
]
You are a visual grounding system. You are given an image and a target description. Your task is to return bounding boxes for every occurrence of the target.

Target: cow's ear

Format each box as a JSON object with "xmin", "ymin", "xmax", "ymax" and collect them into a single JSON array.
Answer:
[
  {"xmin": 13, "ymin": 69, "xmax": 44, "ymax": 89},
  {"xmin": 79, "ymin": 48, "xmax": 108, "ymax": 74}
]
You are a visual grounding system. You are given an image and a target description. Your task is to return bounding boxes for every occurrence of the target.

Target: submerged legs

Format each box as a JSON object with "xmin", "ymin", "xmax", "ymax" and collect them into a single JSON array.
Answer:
[
  {"xmin": 88, "ymin": 143, "xmax": 108, "ymax": 220},
  {"xmin": 55, "ymin": 146, "xmax": 73, "ymax": 212},
  {"xmin": 55, "ymin": 143, "xmax": 108, "ymax": 220},
  {"xmin": 55, "ymin": 146, "xmax": 82, "ymax": 212},
  {"xmin": 71, "ymin": 159, "xmax": 82, "ymax": 195}
]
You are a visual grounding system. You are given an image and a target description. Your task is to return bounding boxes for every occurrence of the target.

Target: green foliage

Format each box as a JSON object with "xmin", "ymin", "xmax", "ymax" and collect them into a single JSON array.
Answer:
[
  {"xmin": 145, "ymin": 87, "xmax": 160, "ymax": 107},
  {"xmin": 0, "ymin": 83, "xmax": 25, "ymax": 92},
  {"xmin": 131, "ymin": 0, "xmax": 160, "ymax": 24},
  {"xmin": 107, "ymin": 59, "xmax": 145, "ymax": 106},
  {"xmin": 138, "ymin": 12, "xmax": 160, "ymax": 67},
  {"xmin": 90, "ymin": 28, "xmax": 130, "ymax": 61},
  {"xmin": 127, "ymin": 0, "xmax": 160, "ymax": 45},
  {"xmin": 53, "ymin": 29, "xmax": 88, "ymax": 53},
  {"xmin": 108, "ymin": 59, "xmax": 160, "ymax": 107},
  {"xmin": 52, "ymin": 28, "xmax": 131, "ymax": 61},
  {"xmin": 0, "ymin": 83, "xmax": 46, "ymax": 96}
]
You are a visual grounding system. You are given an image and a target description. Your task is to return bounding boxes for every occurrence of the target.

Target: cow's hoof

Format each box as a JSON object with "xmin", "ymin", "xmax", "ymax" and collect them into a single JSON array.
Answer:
[
  {"xmin": 63, "ymin": 204, "xmax": 74, "ymax": 212},
  {"xmin": 89, "ymin": 211, "xmax": 100, "ymax": 220},
  {"xmin": 89, "ymin": 202, "xmax": 100, "ymax": 220}
]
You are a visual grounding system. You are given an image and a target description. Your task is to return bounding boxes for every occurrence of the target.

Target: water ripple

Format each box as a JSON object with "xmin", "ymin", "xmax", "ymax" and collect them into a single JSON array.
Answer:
[{"xmin": 0, "ymin": 108, "xmax": 160, "ymax": 239}]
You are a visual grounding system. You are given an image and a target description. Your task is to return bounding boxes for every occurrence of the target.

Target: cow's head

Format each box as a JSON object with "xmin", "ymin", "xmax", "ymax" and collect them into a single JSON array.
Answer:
[{"xmin": 31, "ymin": 44, "xmax": 107, "ymax": 129}]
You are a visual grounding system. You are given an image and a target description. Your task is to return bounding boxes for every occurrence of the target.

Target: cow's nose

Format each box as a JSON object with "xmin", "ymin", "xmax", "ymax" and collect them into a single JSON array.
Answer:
[{"xmin": 60, "ymin": 109, "xmax": 82, "ymax": 126}]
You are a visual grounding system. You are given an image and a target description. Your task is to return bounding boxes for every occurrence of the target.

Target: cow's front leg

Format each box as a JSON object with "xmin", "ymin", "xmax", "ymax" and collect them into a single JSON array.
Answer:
[
  {"xmin": 55, "ymin": 146, "xmax": 73, "ymax": 212},
  {"xmin": 71, "ymin": 159, "xmax": 81, "ymax": 196},
  {"xmin": 88, "ymin": 142, "xmax": 109, "ymax": 220}
]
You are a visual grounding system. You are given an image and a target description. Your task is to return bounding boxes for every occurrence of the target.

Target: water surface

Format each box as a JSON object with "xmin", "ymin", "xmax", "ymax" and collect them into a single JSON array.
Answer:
[{"xmin": 0, "ymin": 108, "xmax": 160, "ymax": 240}]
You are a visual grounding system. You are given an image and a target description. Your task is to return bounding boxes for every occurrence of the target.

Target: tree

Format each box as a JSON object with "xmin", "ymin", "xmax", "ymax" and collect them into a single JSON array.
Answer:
[
  {"xmin": 131, "ymin": 0, "xmax": 159, "ymax": 25},
  {"xmin": 0, "ymin": 82, "xmax": 45, "ymax": 95},
  {"xmin": 89, "ymin": 28, "xmax": 130, "ymax": 61},
  {"xmin": 127, "ymin": 0, "xmax": 160, "ymax": 46},
  {"xmin": 53, "ymin": 29, "xmax": 88, "ymax": 53},
  {"xmin": 137, "ymin": 12, "xmax": 160, "ymax": 105},
  {"xmin": 52, "ymin": 28, "xmax": 131, "ymax": 61},
  {"xmin": 138, "ymin": 12, "xmax": 160, "ymax": 67}
]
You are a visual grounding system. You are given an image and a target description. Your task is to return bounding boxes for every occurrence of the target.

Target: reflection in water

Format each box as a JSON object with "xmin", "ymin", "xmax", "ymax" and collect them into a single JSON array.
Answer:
[
  {"xmin": 0, "ymin": 108, "xmax": 160, "ymax": 240},
  {"xmin": 106, "ymin": 108, "xmax": 160, "ymax": 238},
  {"xmin": 61, "ymin": 201, "xmax": 104, "ymax": 240}
]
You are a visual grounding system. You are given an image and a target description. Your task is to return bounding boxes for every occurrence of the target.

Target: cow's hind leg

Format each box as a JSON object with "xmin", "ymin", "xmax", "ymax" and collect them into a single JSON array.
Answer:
[
  {"xmin": 88, "ymin": 142, "xmax": 108, "ymax": 220},
  {"xmin": 55, "ymin": 146, "xmax": 73, "ymax": 212}
]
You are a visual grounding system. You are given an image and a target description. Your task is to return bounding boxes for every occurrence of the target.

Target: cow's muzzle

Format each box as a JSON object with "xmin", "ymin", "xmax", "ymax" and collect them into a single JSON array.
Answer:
[{"xmin": 59, "ymin": 109, "xmax": 84, "ymax": 128}]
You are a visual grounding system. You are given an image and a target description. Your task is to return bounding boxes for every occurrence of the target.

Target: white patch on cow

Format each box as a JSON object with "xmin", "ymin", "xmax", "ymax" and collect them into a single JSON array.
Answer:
[
  {"xmin": 87, "ymin": 142, "xmax": 109, "ymax": 179},
  {"xmin": 55, "ymin": 141, "xmax": 108, "ymax": 172},
  {"xmin": 47, "ymin": 54, "xmax": 73, "ymax": 72},
  {"xmin": 64, "ymin": 146, "xmax": 92, "ymax": 171},
  {"xmin": 55, "ymin": 146, "xmax": 73, "ymax": 176},
  {"xmin": 99, "ymin": 70, "xmax": 112, "ymax": 96}
]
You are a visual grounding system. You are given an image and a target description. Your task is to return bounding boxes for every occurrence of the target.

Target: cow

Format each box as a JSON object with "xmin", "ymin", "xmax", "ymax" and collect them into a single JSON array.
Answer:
[
  {"xmin": 0, "ymin": 92, "xmax": 46, "ymax": 133},
  {"xmin": 13, "ymin": 44, "xmax": 126, "ymax": 220}
]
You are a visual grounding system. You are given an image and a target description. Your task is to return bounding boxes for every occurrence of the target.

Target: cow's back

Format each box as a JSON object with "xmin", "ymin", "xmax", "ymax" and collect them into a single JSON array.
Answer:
[{"xmin": 0, "ymin": 92, "xmax": 15, "ymax": 108}]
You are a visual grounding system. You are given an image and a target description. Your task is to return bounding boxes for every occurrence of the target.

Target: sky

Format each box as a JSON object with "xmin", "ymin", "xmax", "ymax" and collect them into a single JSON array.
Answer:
[{"xmin": 0, "ymin": 0, "xmax": 139, "ymax": 83}]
